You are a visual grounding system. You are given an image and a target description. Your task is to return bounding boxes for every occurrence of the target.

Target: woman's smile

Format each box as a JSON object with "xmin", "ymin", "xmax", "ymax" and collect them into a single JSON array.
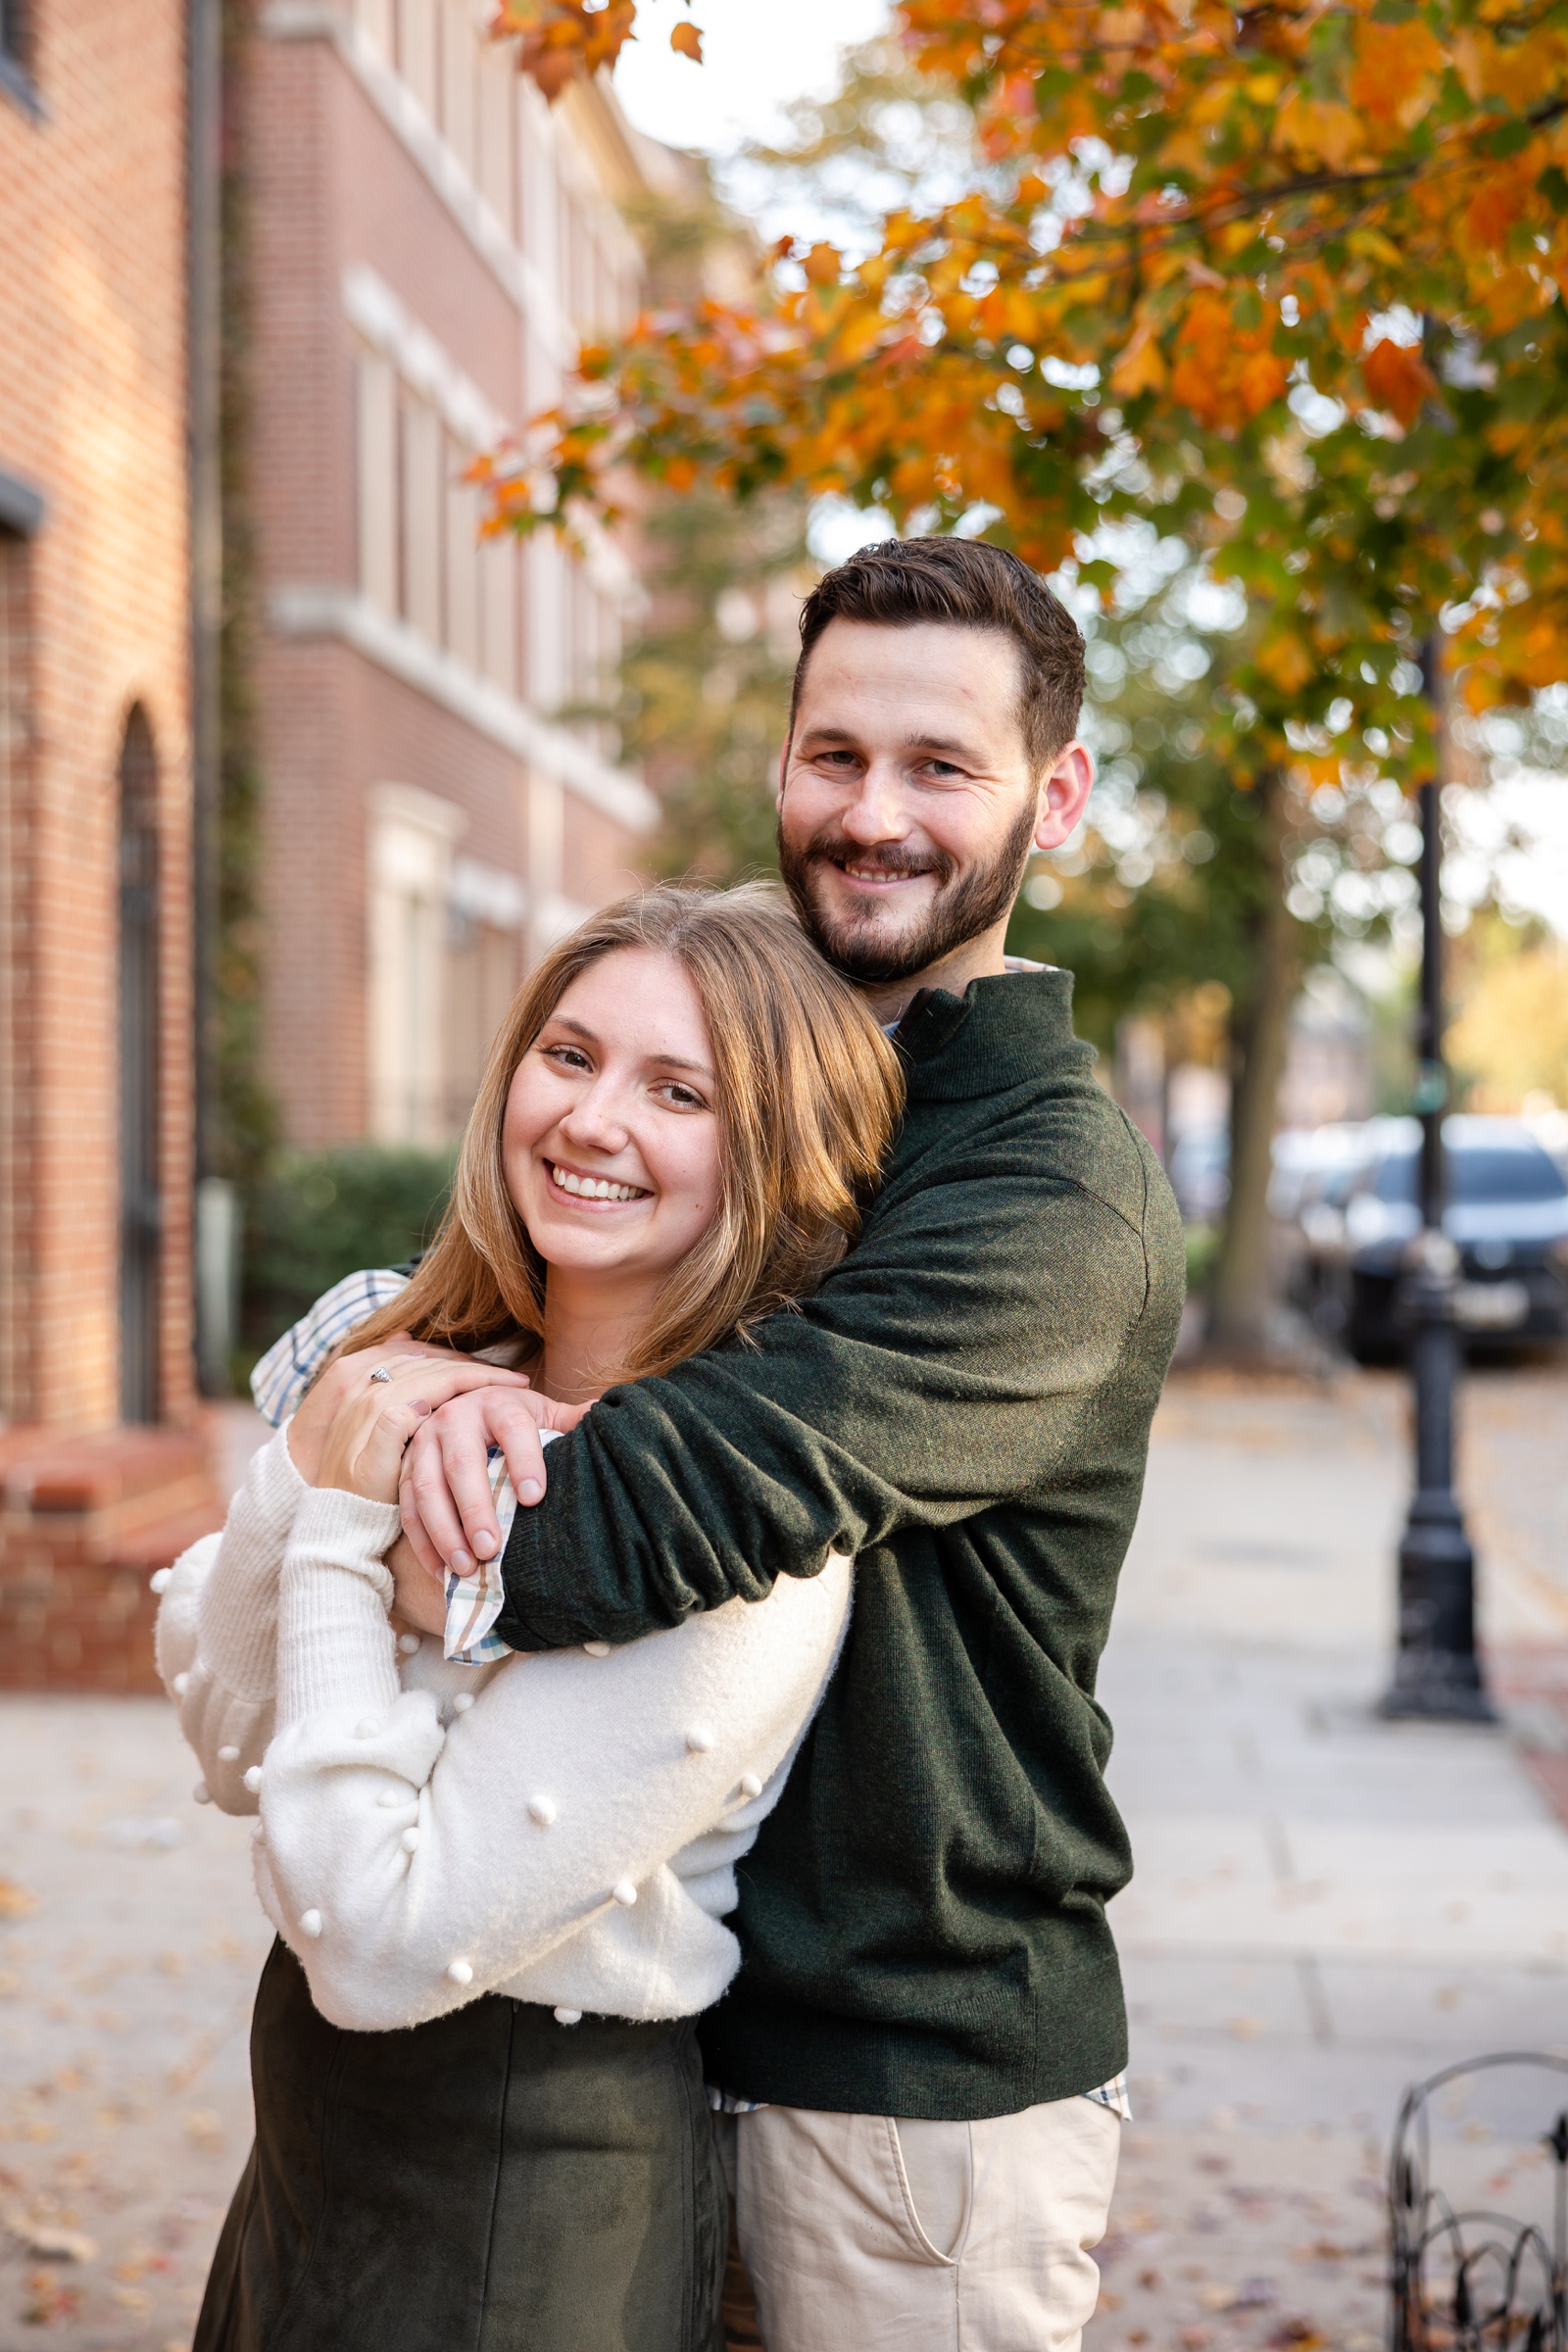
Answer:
[{"xmin": 543, "ymin": 1157, "xmax": 654, "ymax": 1207}]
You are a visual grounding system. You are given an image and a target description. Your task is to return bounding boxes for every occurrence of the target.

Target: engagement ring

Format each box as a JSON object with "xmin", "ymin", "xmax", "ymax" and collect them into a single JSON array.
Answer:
[{"xmin": 369, "ymin": 1366, "xmax": 393, "ymax": 1384}]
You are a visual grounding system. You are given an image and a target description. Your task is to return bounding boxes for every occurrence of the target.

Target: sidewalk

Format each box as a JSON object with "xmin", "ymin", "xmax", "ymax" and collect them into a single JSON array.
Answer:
[
  {"xmin": 1089, "ymin": 1360, "xmax": 1568, "ymax": 2350},
  {"xmin": 0, "ymin": 1371, "xmax": 1563, "ymax": 2347}
]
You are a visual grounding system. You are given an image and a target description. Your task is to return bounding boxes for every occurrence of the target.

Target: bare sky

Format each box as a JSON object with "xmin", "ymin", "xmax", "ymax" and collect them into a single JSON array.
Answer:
[{"xmin": 611, "ymin": 0, "xmax": 890, "ymax": 155}]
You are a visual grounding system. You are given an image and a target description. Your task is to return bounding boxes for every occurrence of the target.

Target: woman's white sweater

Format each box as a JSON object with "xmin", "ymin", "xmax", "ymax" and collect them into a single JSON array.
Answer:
[{"xmin": 156, "ymin": 1428, "xmax": 851, "ymax": 2034}]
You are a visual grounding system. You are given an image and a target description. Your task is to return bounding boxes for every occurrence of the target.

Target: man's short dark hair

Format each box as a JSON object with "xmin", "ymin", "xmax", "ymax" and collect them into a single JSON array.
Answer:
[{"xmin": 791, "ymin": 537, "xmax": 1086, "ymax": 772}]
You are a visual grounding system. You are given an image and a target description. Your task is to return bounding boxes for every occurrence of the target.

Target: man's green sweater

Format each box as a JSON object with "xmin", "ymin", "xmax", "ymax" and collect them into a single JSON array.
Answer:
[{"xmin": 494, "ymin": 968, "xmax": 1185, "ymax": 2121}]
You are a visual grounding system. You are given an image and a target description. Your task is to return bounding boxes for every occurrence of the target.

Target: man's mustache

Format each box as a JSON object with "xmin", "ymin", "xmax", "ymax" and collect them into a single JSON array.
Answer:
[{"xmin": 799, "ymin": 835, "xmax": 956, "ymax": 888}]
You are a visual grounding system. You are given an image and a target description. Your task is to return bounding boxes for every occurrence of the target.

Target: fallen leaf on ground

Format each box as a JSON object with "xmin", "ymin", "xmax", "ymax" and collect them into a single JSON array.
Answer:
[
  {"xmin": 3, "ymin": 2204, "xmax": 98, "ymax": 2262},
  {"xmin": 0, "ymin": 1878, "xmax": 38, "ymax": 1918},
  {"xmin": 22, "ymin": 2267, "xmax": 83, "ymax": 2324}
]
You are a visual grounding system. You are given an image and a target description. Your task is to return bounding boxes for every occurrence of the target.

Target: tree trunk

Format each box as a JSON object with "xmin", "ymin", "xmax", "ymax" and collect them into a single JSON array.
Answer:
[{"xmin": 1206, "ymin": 768, "xmax": 1302, "ymax": 1362}]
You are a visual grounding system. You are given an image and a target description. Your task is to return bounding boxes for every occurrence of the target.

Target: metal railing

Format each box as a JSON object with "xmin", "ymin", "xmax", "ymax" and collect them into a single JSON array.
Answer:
[{"xmin": 1391, "ymin": 2053, "xmax": 1568, "ymax": 2348}]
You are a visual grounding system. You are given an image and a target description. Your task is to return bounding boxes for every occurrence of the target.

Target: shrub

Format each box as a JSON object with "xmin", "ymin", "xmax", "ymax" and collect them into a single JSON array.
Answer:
[{"xmin": 241, "ymin": 1145, "xmax": 457, "ymax": 1366}]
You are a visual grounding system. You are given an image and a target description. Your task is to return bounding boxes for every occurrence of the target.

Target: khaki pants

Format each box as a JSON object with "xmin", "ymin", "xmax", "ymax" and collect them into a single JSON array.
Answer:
[{"xmin": 714, "ymin": 2096, "xmax": 1120, "ymax": 2352}]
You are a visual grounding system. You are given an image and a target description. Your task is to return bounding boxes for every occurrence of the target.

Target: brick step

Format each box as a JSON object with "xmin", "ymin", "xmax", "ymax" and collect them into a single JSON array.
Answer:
[{"xmin": 0, "ymin": 1427, "xmax": 223, "ymax": 1693}]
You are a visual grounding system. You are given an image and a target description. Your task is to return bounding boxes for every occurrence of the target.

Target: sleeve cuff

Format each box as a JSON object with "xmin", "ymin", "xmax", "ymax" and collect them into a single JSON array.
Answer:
[{"xmin": 494, "ymin": 1483, "xmax": 571, "ymax": 1651}]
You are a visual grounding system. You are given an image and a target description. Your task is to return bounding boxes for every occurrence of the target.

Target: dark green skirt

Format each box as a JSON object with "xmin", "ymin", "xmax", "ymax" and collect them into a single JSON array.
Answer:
[{"xmin": 195, "ymin": 1939, "xmax": 727, "ymax": 2352}]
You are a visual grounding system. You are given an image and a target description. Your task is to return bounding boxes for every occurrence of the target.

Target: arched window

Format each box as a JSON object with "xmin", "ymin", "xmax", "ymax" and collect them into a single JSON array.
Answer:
[{"xmin": 119, "ymin": 706, "xmax": 161, "ymax": 1422}]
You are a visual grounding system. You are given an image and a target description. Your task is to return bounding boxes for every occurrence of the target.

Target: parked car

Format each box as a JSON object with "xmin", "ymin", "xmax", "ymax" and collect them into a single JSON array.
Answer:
[
  {"xmin": 1167, "ymin": 1125, "xmax": 1230, "ymax": 1222},
  {"xmin": 1300, "ymin": 1115, "xmax": 1568, "ymax": 1360},
  {"xmin": 1270, "ymin": 1121, "xmax": 1380, "ymax": 1225}
]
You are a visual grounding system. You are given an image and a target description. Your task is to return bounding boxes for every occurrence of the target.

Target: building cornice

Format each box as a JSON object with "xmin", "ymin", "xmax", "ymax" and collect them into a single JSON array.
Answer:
[
  {"xmin": 269, "ymin": 582, "xmax": 659, "ymax": 835},
  {"xmin": 342, "ymin": 265, "xmax": 506, "ymax": 451}
]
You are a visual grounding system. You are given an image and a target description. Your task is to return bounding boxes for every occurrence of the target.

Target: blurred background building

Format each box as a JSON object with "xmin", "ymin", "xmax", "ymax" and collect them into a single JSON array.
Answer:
[
  {"xmin": 0, "ymin": 0, "xmax": 665, "ymax": 1685},
  {"xmin": 0, "ymin": 0, "xmax": 222, "ymax": 1686},
  {"xmin": 246, "ymin": 0, "xmax": 660, "ymax": 1152}
]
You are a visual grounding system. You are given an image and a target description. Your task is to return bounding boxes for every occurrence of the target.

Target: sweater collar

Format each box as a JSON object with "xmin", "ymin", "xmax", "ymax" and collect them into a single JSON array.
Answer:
[{"xmin": 894, "ymin": 966, "xmax": 1092, "ymax": 1101}]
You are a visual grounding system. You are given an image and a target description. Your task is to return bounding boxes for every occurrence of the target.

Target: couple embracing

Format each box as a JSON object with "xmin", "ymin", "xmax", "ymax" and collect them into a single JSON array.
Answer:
[{"xmin": 159, "ymin": 536, "xmax": 1184, "ymax": 2352}]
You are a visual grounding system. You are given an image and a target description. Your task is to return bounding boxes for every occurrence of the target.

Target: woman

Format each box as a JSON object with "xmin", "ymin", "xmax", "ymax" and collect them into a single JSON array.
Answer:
[{"xmin": 157, "ymin": 883, "xmax": 903, "ymax": 2352}]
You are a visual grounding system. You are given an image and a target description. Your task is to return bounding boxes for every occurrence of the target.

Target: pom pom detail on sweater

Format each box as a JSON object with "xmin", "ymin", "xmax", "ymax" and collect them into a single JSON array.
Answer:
[{"xmin": 155, "ymin": 1407, "xmax": 853, "ymax": 2033}]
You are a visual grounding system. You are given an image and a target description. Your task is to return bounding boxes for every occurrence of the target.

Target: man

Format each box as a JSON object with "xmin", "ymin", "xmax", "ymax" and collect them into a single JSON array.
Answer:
[{"xmin": 340, "ymin": 540, "xmax": 1183, "ymax": 2347}]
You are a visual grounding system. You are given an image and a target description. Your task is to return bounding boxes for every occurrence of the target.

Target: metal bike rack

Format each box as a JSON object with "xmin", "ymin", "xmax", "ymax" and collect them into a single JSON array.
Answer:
[{"xmin": 1391, "ymin": 2052, "xmax": 1568, "ymax": 2349}]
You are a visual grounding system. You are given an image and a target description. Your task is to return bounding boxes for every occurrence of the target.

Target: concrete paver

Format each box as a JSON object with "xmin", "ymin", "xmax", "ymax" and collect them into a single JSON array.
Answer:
[
  {"xmin": 0, "ymin": 1698, "xmax": 270, "ymax": 2347},
  {"xmin": 1090, "ymin": 1359, "xmax": 1568, "ymax": 2351}
]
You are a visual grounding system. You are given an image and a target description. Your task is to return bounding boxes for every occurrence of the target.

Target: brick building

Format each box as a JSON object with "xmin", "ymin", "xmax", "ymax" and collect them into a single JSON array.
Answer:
[
  {"xmin": 0, "ymin": 0, "xmax": 220, "ymax": 1686},
  {"xmin": 246, "ymin": 0, "xmax": 661, "ymax": 1150}
]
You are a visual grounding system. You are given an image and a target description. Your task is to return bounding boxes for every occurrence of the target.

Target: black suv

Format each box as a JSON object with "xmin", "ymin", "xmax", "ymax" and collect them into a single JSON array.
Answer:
[{"xmin": 1309, "ymin": 1116, "xmax": 1568, "ymax": 1361}]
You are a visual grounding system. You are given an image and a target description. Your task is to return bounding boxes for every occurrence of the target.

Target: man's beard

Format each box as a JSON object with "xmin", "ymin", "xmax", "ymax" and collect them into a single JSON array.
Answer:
[{"xmin": 778, "ymin": 794, "xmax": 1040, "ymax": 986}]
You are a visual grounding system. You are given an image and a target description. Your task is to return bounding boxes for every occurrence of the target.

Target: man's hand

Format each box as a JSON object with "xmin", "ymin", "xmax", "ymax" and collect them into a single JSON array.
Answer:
[
  {"xmin": 399, "ymin": 1387, "xmax": 589, "ymax": 1582},
  {"xmin": 286, "ymin": 1335, "xmax": 513, "ymax": 1487}
]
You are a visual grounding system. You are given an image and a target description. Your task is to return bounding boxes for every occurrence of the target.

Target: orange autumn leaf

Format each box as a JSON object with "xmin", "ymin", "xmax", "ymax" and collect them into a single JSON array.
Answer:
[
  {"xmin": 1349, "ymin": 18, "xmax": 1446, "ymax": 130},
  {"xmin": 802, "ymin": 243, "xmax": 842, "ymax": 289},
  {"xmin": 1275, "ymin": 93, "xmax": 1364, "ymax": 172},
  {"xmin": 493, "ymin": 0, "xmax": 636, "ymax": 98},
  {"xmin": 1238, "ymin": 350, "xmax": 1290, "ymax": 415},
  {"xmin": 1362, "ymin": 337, "xmax": 1439, "ymax": 428},
  {"xmin": 669, "ymin": 18, "xmax": 703, "ymax": 63},
  {"xmin": 1463, "ymin": 165, "xmax": 1534, "ymax": 255},
  {"xmin": 1110, "ymin": 319, "xmax": 1168, "ymax": 399},
  {"xmin": 1169, "ymin": 291, "xmax": 1289, "ymax": 431},
  {"xmin": 1255, "ymin": 628, "xmax": 1317, "ymax": 695}
]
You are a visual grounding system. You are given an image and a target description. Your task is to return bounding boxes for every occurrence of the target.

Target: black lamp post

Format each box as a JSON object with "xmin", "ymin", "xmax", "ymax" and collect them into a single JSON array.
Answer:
[{"xmin": 1379, "ymin": 646, "xmax": 1493, "ymax": 1722}]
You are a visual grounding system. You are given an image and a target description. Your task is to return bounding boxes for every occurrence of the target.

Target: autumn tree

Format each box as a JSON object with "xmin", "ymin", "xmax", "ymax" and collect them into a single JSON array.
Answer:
[
  {"xmin": 487, "ymin": 0, "xmax": 1568, "ymax": 1354},
  {"xmin": 601, "ymin": 166, "xmax": 812, "ymax": 880}
]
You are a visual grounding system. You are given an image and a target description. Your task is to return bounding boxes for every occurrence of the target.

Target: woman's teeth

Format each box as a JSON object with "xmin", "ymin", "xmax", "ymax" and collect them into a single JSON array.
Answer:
[{"xmin": 549, "ymin": 1163, "xmax": 646, "ymax": 1202}]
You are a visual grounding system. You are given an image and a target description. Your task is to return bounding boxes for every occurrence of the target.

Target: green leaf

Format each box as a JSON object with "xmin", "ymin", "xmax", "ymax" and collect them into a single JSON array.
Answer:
[
  {"xmin": 1539, "ymin": 164, "xmax": 1568, "ymax": 216},
  {"xmin": 1485, "ymin": 118, "xmax": 1535, "ymax": 159}
]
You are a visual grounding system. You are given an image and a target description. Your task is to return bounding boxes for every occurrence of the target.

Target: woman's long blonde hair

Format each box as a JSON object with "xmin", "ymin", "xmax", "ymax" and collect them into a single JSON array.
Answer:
[{"xmin": 342, "ymin": 882, "xmax": 904, "ymax": 1385}]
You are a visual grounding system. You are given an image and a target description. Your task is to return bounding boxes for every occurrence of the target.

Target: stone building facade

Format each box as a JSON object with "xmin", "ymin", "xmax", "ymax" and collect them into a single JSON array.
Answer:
[
  {"xmin": 246, "ymin": 0, "xmax": 660, "ymax": 1151},
  {"xmin": 0, "ymin": 0, "xmax": 220, "ymax": 1687}
]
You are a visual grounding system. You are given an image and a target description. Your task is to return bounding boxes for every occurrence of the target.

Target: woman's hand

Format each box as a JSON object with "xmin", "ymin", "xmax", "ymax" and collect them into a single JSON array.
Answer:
[
  {"xmin": 387, "ymin": 1532, "xmax": 448, "ymax": 1642},
  {"xmin": 287, "ymin": 1336, "xmax": 504, "ymax": 1487},
  {"xmin": 314, "ymin": 1357, "xmax": 532, "ymax": 1504}
]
